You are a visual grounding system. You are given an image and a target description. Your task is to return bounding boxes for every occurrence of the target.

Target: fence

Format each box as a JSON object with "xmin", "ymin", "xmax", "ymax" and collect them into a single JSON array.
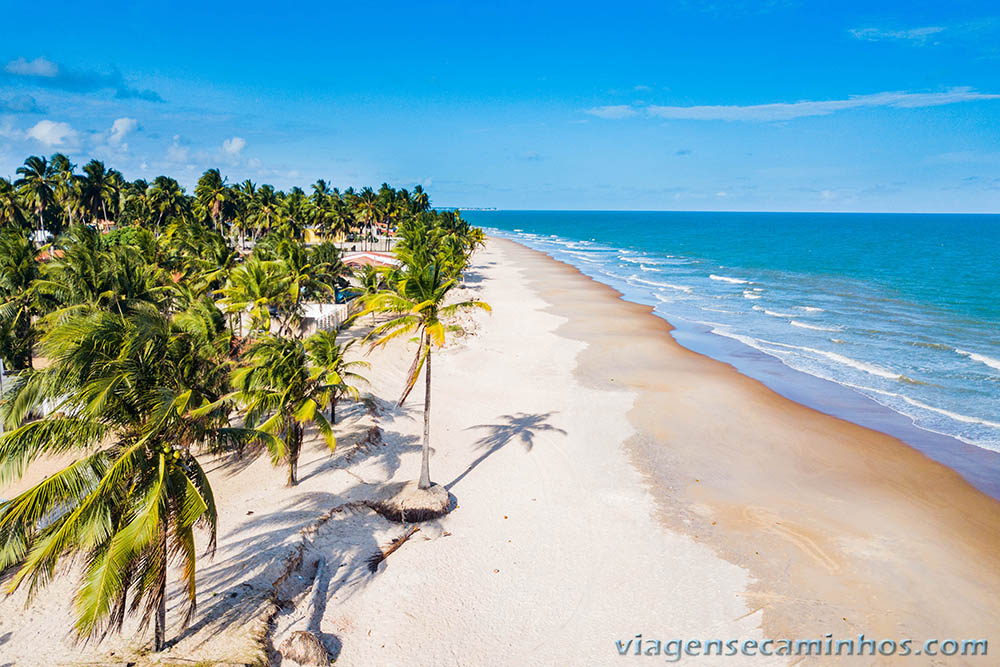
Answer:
[{"xmin": 304, "ymin": 298, "xmax": 364, "ymax": 335}]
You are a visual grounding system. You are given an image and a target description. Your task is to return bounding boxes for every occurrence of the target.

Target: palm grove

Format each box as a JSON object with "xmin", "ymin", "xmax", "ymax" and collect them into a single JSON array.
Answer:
[{"xmin": 0, "ymin": 153, "xmax": 487, "ymax": 651}]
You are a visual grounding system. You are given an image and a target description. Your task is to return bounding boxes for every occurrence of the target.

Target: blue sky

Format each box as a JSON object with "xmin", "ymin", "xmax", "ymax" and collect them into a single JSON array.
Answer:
[{"xmin": 1, "ymin": 0, "xmax": 999, "ymax": 212}]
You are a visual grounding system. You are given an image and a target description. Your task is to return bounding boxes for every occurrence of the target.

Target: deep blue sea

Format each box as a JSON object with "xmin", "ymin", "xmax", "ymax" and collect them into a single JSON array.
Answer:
[{"xmin": 466, "ymin": 211, "xmax": 1000, "ymax": 488}]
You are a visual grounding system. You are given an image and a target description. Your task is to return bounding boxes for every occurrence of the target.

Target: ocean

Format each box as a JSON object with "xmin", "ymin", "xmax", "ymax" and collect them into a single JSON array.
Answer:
[{"xmin": 465, "ymin": 211, "xmax": 1000, "ymax": 496}]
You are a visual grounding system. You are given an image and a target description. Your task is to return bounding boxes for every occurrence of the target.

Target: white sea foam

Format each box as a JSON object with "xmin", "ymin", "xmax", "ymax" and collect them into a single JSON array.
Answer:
[
  {"xmin": 956, "ymin": 349, "xmax": 1000, "ymax": 372},
  {"xmin": 742, "ymin": 291, "xmax": 762, "ymax": 300},
  {"xmin": 766, "ymin": 341, "xmax": 901, "ymax": 380},
  {"xmin": 710, "ymin": 274, "xmax": 750, "ymax": 284},
  {"xmin": 627, "ymin": 275, "xmax": 693, "ymax": 292},
  {"xmin": 798, "ymin": 306, "xmax": 825, "ymax": 312},
  {"xmin": 850, "ymin": 385, "xmax": 1000, "ymax": 430},
  {"xmin": 790, "ymin": 320, "xmax": 842, "ymax": 332},
  {"xmin": 753, "ymin": 306, "xmax": 796, "ymax": 318}
]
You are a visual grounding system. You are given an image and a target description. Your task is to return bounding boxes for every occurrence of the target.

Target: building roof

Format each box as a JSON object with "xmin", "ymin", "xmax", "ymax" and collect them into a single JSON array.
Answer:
[{"xmin": 342, "ymin": 251, "xmax": 401, "ymax": 268}]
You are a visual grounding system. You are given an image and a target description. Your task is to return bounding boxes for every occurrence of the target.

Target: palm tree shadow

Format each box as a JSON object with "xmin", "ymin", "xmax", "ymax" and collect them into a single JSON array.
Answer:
[{"xmin": 446, "ymin": 412, "xmax": 566, "ymax": 491}]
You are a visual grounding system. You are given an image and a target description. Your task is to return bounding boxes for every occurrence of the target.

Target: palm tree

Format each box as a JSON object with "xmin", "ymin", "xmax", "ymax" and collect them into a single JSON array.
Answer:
[
  {"xmin": 0, "ymin": 178, "xmax": 28, "ymax": 230},
  {"xmin": 356, "ymin": 187, "xmax": 381, "ymax": 251},
  {"xmin": 233, "ymin": 180, "xmax": 257, "ymax": 249},
  {"xmin": 216, "ymin": 256, "xmax": 286, "ymax": 337},
  {"xmin": 232, "ymin": 336, "xmax": 338, "ymax": 486},
  {"xmin": 14, "ymin": 155, "xmax": 54, "ymax": 233},
  {"xmin": 79, "ymin": 160, "xmax": 119, "ymax": 223},
  {"xmin": 148, "ymin": 176, "xmax": 188, "ymax": 232},
  {"xmin": 49, "ymin": 153, "xmax": 80, "ymax": 229},
  {"xmin": 0, "ymin": 230, "xmax": 39, "ymax": 369},
  {"xmin": 361, "ymin": 260, "xmax": 490, "ymax": 489},
  {"xmin": 305, "ymin": 329, "xmax": 369, "ymax": 423},
  {"xmin": 34, "ymin": 225, "xmax": 165, "ymax": 318},
  {"xmin": 248, "ymin": 184, "xmax": 280, "ymax": 242},
  {"xmin": 0, "ymin": 302, "xmax": 248, "ymax": 651},
  {"xmin": 194, "ymin": 169, "xmax": 230, "ymax": 233}
]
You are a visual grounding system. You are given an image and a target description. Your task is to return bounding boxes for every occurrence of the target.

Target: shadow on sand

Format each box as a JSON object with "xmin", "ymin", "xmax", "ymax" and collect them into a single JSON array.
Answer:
[{"xmin": 447, "ymin": 411, "xmax": 566, "ymax": 490}]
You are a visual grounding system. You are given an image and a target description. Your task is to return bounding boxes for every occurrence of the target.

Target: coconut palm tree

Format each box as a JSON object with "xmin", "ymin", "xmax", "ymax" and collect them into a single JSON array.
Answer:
[
  {"xmin": 216, "ymin": 256, "xmax": 286, "ymax": 337},
  {"xmin": 194, "ymin": 169, "xmax": 230, "ymax": 233},
  {"xmin": 148, "ymin": 176, "xmax": 188, "ymax": 232},
  {"xmin": 305, "ymin": 329, "xmax": 369, "ymax": 423},
  {"xmin": 232, "ymin": 336, "xmax": 338, "ymax": 486},
  {"xmin": 0, "ymin": 178, "xmax": 28, "ymax": 230},
  {"xmin": 232, "ymin": 180, "xmax": 257, "ymax": 249},
  {"xmin": 34, "ymin": 225, "xmax": 165, "ymax": 318},
  {"xmin": 49, "ymin": 153, "xmax": 80, "ymax": 229},
  {"xmin": 14, "ymin": 155, "xmax": 54, "ymax": 233},
  {"xmin": 0, "ymin": 301, "xmax": 250, "ymax": 651},
  {"xmin": 361, "ymin": 259, "xmax": 490, "ymax": 489},
  {"xmin": 0, "ymin": 230, "xmax": 39, "ymax": 369},
  {"xmin": 79, "ymin": 160, "xmax": 119, "ymax": 223},
  {"xmin": 248, "ymin": 184, "xmax": 280, "ymax": 241},
  {"xmin": 355, "ymin": 187, "xmax": 381, "ymax": 251}
]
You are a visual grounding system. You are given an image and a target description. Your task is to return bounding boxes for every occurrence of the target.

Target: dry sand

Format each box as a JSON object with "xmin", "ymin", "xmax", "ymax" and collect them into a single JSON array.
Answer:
[{"xmin": 1, "ymin": 237, "xmax": 998, "ymax": 666}]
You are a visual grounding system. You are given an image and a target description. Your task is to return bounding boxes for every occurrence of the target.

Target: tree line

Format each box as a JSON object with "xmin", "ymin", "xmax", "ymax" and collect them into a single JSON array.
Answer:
[{"xmin": 1, "ymin": 154, "xmax": 433, "ymax": 248}]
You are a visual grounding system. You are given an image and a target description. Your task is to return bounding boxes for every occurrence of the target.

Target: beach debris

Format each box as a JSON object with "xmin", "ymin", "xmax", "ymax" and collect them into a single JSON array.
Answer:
[
  {"xmin": 366, "ymin": 525, "xmax": 420, "ymax": 573},
  {"xmin": 279, "ymin": 630, "xmax": 330, "ymax": 666}
]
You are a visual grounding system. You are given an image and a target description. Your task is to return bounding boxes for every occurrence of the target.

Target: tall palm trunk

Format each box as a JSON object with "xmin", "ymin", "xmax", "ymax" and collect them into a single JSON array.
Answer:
[
  {"xmin": 418, "ymin": 338, "xmax": 432, "ymax": 489},
  {"xmin": 154, "ymin": 523, "xmax": 167, "ymax": 652},
  {"xmin": 330, "ymin": 395, "xmax": 336, "ymax": 424}
]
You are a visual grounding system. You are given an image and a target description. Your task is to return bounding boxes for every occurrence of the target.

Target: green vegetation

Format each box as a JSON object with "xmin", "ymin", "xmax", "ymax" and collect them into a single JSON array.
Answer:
[{"xmin": 0, "ymin": 153, "xmax": 486, "ymax": 651}]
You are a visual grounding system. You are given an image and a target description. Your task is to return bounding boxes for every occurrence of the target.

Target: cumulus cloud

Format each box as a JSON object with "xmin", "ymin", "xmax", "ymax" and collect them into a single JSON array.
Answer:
[
  {"xmin": 222, "ymin": 136, "xmax": 246, "ymax": 155},
  {"xmin": 26, "ymin": 120, "xmax": 78, "ymax": 147},
  {"xmin": 850, "ymin": 26, "xmax": 945, "ymax": 44},
  {"xmin": 108, "ymin": 117, "xmax": 138, "ymax": 146},
  {"xmin": 3, "ymin": 56, "xmax": 164, "ymax": 102},
  {"xmin": 584, "ymin": 104, "xmax": 639, "ymax": 119},
  {"xmin": 586, "ymin": 88, "xmax": 1000, "ymax": 122}
]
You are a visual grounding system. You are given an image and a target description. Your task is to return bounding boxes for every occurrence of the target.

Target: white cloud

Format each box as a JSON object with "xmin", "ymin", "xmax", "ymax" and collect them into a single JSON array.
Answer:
[
  {"xmin": 108, "ymin": 117, "xmax": 137, "ymax": 147},
  {"xmin": 5, "ymin": 56, "xmax": 58, "ymax": 77},
  {"xmin": 584, "ymin": 105, "xmax": 639, "ymax": 119},
  {"xmin": 634, "ymin": 84, "xmax": 652, "ymax": 92},
  {"xmin": 850, "ymin": 26, "xmax": 945, "ymax": 44},
  {"xmin": 589, "ymin": 88, "xmax": 1000, "ymax": 122},
  {"xmin": 246, "ymin": 157, "xmax": 262, "ymax": 169},
  {"xmin": 222, "ymin": 136, "xmax": 246, "ymax": 155},
  {"xmin": 166, "ymin": 134, "xmax": 189, "ymax": 162},
  {"xmin": 26, "ymin": 120, "xmax": 78, "ymax": 147}
]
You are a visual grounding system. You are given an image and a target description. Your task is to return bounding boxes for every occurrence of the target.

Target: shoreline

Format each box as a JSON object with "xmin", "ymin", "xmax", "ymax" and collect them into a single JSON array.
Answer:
[
  {"xmin": 485, "ymin": 228, "xmax": 1000, "ymax": 501},
  {"xmin": 499, "ymin": 236, "xmax": 1000, "ymax": 643}
]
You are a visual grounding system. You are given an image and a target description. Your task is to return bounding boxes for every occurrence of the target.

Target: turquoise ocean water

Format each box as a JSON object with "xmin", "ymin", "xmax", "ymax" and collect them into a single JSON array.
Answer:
[{"xmin": 465, "ymin": 211, "xmax": 1000, "ymax": 494}]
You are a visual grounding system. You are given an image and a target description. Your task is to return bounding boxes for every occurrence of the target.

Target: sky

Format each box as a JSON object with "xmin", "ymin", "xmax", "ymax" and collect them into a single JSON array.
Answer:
[{"xmin": 1, "ymin": 0, "xmax": 999, "ymax": 212}]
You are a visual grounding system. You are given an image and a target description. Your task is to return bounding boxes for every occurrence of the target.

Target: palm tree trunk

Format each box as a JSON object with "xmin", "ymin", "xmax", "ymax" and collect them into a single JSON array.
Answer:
[
  {"xmin": 287, "ymin": 423, "xmax": 301, "ymax": 486},
  {"xmin": 330, "ymin": 395, "xmax": 336, "ymax": 424},
  {"xmin": 418, "ymin": 341, "xmax": 432, "ymax": 489},
  {"xmin": 154, "ymin": 525, "xmax": 167, "ymax": 652}
]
